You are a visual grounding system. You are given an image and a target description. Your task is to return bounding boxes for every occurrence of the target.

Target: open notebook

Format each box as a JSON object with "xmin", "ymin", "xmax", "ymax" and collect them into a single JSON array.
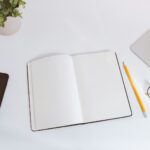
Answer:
[{"xmin": 27, "ymin": 51, "xmax": 132, "ymax": 131}]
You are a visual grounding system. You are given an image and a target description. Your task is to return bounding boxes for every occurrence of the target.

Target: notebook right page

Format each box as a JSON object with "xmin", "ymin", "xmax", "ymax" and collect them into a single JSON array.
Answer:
[{"xmin": 73, "ymin": 51, "xmax": 132, "ymax": 123}]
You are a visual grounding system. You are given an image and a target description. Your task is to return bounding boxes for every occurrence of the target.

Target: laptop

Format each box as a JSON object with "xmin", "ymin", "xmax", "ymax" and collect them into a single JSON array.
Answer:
[{"xmin": 130, "ymin": 29, "xmax": 150, "ymax": 67}]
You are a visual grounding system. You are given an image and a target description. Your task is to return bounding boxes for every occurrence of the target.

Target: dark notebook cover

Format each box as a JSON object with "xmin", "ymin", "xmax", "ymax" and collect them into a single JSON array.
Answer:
[{"xmin": 0, "ymin": 73, "xmax": 9, "ymax": 107}]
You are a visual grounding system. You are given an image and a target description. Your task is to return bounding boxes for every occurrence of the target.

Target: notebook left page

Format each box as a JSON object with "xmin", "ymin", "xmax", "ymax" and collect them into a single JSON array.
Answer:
[{"xmin": 28, "ymin": 55, "xmax": 83, "ymax": 131}]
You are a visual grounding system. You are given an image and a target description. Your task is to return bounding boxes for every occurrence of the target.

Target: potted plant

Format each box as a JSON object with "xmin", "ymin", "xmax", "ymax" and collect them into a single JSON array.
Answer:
[{"xmin": 0, "ymin": 0, "xmax": 26, "ymax": 35}]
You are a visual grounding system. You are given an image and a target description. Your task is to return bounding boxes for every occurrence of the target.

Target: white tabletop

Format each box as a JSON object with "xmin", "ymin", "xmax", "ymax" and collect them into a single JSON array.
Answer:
[{"xmin": 0, "ymin": 0, "xmax": 150, "ymax": 149}]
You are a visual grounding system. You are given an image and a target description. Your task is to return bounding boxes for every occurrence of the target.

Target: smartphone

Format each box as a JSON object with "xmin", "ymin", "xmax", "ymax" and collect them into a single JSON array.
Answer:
[{"xmin": 0, "ymin": 73, "xmax": 9, "ymax": 107}]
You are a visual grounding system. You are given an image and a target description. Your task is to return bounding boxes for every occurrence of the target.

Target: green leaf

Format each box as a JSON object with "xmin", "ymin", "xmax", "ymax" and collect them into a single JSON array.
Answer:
[
  {"xmin": 0, "ymin": 15, "xmax": 5, "ymax": 27},
  {"xmin": 12, "ymin": 9, "xmax": 21, "ymax": 17},
  {"xmin": 12, "ymin": 0, "xmax": 19, "ymax": 7}
]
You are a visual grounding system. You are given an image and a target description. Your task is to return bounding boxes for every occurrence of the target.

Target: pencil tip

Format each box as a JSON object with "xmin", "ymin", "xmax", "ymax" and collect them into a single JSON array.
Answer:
[{"xmin": 143, "ymin": 112, "xmax": 147, "ymax": 118}]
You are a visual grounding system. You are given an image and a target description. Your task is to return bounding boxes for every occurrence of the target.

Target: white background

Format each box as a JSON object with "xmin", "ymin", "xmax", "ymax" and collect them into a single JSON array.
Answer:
[{"xmin": 0, "ymin": 0, "xmax": 150, "ymax": 149}]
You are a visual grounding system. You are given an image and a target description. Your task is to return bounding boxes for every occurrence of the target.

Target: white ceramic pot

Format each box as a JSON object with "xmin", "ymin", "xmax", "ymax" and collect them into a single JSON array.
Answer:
[{"xmin": 0, "ymin": 17, "xmax": 21, "ymax": 35}]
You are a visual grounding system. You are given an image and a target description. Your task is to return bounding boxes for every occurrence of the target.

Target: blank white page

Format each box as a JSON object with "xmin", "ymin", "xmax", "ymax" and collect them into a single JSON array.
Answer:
[
  {"xmin": 28, "ymin": 55, "xmax": 83, "ymax": 130},
  {"xmin": 73, "ymin": 52, "xmax": 131, "ymax": 122}
]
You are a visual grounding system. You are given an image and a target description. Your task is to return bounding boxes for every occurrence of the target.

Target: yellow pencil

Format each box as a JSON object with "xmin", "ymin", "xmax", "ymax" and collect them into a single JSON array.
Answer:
[{"xmin": 123, "ymin": 63, "xmax": 147, "ymax": 117}]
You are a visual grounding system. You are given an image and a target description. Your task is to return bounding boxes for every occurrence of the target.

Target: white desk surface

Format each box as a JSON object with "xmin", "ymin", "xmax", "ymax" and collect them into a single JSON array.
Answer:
[{"xmin": 0, "ymin": 0, "xmax": 150, "ymax": 149}]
